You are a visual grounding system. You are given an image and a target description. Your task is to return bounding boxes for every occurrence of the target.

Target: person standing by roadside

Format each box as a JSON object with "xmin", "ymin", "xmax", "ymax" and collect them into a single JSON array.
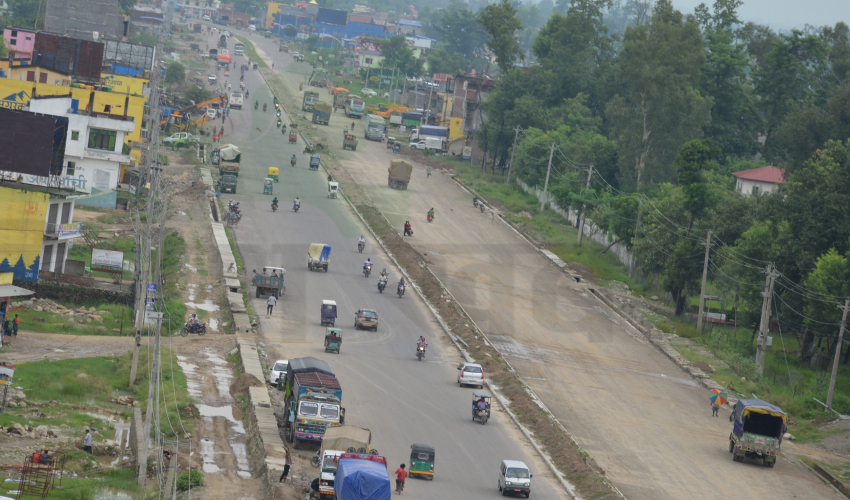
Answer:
[
  {"xmin": 12, "ymin": 314, "xmax": 19, "ymax": 337},
  {"xmin": 426, "ymin": 167, "xmax": 431, "ymax": 178},
  {"xmin": 83, "ymin": 429, "xmax": 93, "ymax": 454},
  {"xmin": 266, "ymin": 294, "xmax": 277, "ymax": 317},
  {"xmin": 279, "ymin": 445, "xmax": 292, "ymax": 483},
  {"xmin": 712, "ymin": 400, "xmax": 721, "ymax": 417},
  {"xmin": 220, "ymin": 125, "xmax": 225, "ymax": 137}
]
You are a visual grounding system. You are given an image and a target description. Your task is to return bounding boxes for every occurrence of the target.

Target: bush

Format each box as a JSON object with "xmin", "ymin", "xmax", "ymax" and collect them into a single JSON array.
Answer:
[
  {"xmin": 165, "ymin": 62, "xmax": 185, "ymax": 85},
  {"xmin": 176, "ymin": 470, "xmax": 204, "ymax": 491}
]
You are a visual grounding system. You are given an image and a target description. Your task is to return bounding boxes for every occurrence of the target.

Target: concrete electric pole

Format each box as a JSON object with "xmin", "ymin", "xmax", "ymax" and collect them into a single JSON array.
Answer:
[
  {"xmin": 629, "ymin": 197, "xmax": 643, "ymax": 280},
  {"xmin": 539, "ymin": 143, "xmax": 555, "ymax": 212},
  {"xmin": 755, "ymin": 264, "xmax": 780, "ymax": 375},
  {"xmin": 827, "ymin": 298, "xmax": 850, "ymax": 409},
  {"xmin": 696, "ymin": 230, "xmax": 712, "ymax": 334}
]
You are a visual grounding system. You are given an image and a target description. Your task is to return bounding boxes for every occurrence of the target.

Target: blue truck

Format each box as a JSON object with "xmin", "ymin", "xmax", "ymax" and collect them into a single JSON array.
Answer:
[
  {"xmin": 335, "ymin": 457, "xmax": 392, "ymax": 500},
  {"xmin": 312, "ymin": 102, "xmax": 332, "ymax": 126}
]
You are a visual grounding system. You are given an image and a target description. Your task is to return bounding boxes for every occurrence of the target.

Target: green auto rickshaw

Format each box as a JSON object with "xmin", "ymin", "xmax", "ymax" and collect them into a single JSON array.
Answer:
[
  {"xmin": 324, "ymin": 327, "xmax": 342, "ymax": 353},
  {"xmin": 409, "ymin": 443, "xmax": 435, "ymax": 480}
]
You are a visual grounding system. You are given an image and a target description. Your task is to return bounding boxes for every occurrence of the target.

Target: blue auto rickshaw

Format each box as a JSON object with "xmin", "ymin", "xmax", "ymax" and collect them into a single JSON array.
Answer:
[
  {"xmin": 309, "ymin": 155, "xmax": 320, "ymax": 170},
  {"xmin": 321, "ymin": 300, "xmax": 337, "ymax": 327}
]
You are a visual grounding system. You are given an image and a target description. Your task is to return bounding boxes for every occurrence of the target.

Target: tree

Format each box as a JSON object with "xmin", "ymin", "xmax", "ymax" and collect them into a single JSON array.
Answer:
[
  {"xmin": 165, "ymin": 63, "xmax": 186, "ymax": 86},
  {"xmin": 677, "ymin": 140, "xmax": 715, "ymax": 234},
  {"xmin": 283, "ymin": 26, "xmax": 298, "ymax": 38},
  {"xmin": 9, "ymin": 0, "xmax": 41, "ymax": 28},
  {"xmin": 478, "ymin": 0, "xmax": 524, "ymax": 73},
  {"xmin": 0, "ymin": 37, "xmax": 6, "ymax": 60},
  {"xmin": 606, "ymin": 0, "xmax": 711, "ymax": 188},
  {"xmin": 184, "ymin": 86, "xmax": 213, "ymax": 104},
  {"xmin": 380, "ymin": 35, "xmax": 409, "ymax": 67},
  {"xmin": 426, "ymin": 49, "xmax": 470, "ymax": 75},
  {"xmin": 804, "ymin": 248, "xmax": 850, "ymax": 328},
  {"xmin": 119, "ymin": 0, "xmax": 136, "ymax": 13},
  {"xmin": 430, "ymin": 8, "xmax": 490, "ymax": 61},
  {"xmin": 694, "ymin": 0, "xmax": 741, "ymax": 32}
]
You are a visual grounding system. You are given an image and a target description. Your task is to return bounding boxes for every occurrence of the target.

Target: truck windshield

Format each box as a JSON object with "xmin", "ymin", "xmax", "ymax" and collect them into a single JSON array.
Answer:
[
  {"xmin": 299, "ymin": 402, "xmax": 319, "ymax": 417},
  {"xmin": 320, "ymin": 404, "xmax": 339, "ymax": 419},
  {"xmin": 322, "ymin": 455, "xmax": 338, "ymax": 472}
]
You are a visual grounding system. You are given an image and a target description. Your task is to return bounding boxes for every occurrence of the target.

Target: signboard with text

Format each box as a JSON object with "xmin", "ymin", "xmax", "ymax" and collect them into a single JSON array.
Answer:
[{"xmin": 91, "ymin": 248, "xmax": 124, "ymax": 268}]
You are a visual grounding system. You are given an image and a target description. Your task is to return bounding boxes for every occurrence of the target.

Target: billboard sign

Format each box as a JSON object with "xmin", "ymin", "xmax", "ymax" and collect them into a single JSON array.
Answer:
[
  {"xmin": 0, "ymin": 361, "xmax": 16, "ymax": 386},
  {"xmin": 0, "ymin": 187, "xmax": 49, "ymax": 282},
  {"xmin": 91, "ymin": 248, "xmax": 124, "ymax": 268}
]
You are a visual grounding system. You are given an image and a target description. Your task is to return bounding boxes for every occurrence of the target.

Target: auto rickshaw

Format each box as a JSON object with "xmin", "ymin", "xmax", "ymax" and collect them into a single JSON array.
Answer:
[
  {"xmin": 309, "ymin": 155, "xmax": 321, "ymax": 170},
  {"xmin": 308, "ymin": 243, "xmax": 331, "ymax": 272},
  {"xmin": 328, "ymin": 181, "xmax": 339, "ymax": 199},
  {"xmin": 289, "ymin": 131, "xmax": 298, "ymax": 144},
  {"xmin": 386, "ymin": 137, "xmax": 395, "ymax": 149},
  {"xmin": 321, "ymin": 300, "xmax": 337, "ymax": 326},
  {"xmin": 268, "ymin": 166, "xmax": 279, "ymax": 182},
  {"xmin": 472, "ymin": 391, "xmax": 492, "ymax": 425},
  {"xmin": 263, "ymin": 178, "xmax": 274, "ymax": 195},
  {"xmin": 324, "ymin": 327, "xmax": 342, "ymax": 353},
  {"xmin": 409, "ymin": 444, "xmax": 435, "ymax": 480}
]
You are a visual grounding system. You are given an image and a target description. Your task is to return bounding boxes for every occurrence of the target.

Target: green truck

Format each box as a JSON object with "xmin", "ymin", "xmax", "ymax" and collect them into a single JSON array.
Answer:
[
  {"xmin": 302, "ymin": 91, "xmax": 319, "ymax": 112},
  {"xmin": 213, "ymin": 144, "xmax": 241, "ymax": 177},
  {"xmin": 216, "ymin": 174, "xmax": 237, "ymax": 194}
]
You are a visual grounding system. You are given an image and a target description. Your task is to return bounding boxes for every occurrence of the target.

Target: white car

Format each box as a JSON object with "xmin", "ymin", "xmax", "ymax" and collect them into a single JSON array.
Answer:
[
  {"xmin": 457, "ymin": 363, "xmax": 484, "ymax": 388},
  {"xmin": 361, "ymin": 88, "xmax": 377, "ymax": 97},
  {"xmin": 206, "ymin": 108, "xmax": 217, "ymax": 119},
  {"xmin": 203, "ymin": 15, "xmax": 210, "ymax": 21},
  {"xmin": 249, "ymin": 24, "xmax": 256, "ymax": 31},
  {"xmin": 220, "ymin": 49, "xmax": 229, "ymax": 55},
  {"xmin": 409, "ymin": 141, "xmax": 428, "ymax": 150},
  {"xmin": 270, "ymin": 359, "xmax": 288, "ymax": 385}
]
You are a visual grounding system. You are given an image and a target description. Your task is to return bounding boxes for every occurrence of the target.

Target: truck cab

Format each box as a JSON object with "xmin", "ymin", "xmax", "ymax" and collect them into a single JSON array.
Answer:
[{"xmin": 318, "ymin": 450, "xmax": 344, "ymax": 498}]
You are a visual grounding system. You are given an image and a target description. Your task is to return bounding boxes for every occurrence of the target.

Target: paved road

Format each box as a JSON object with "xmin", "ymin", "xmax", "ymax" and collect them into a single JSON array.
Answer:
[{"xmin": 211, "ymin": 30, "xmax": 569, "ymax": 500}]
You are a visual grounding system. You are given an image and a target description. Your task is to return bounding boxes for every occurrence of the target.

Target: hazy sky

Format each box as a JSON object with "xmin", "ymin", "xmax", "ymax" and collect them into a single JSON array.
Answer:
[{"xmin": 672, "ymin": 0, "xmax": 850, "ymax": 29}]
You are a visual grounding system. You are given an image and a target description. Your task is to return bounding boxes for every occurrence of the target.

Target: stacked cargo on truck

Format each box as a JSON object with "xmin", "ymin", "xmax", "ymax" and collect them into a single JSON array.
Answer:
[
  {"xmin": 281, "ymin": 357, "xmax": 345, "ymax": 448},
  {"xmin": 214, "ymin": 144, "xmax": 241, "ymax": 176},
  {"xmin": 313, "ymin": 102, "xmax": 333, "ymax": 125},
  {"xmin": 333, "ymin": 88, "xmax": 350, "ymax": 111},
  {"xmin": 302, "ymin": 91, "xmax": 320, "ymax": 112}
]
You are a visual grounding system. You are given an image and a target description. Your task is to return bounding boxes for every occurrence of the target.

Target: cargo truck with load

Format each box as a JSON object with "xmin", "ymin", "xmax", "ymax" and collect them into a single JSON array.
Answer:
[
  {"xmin": 334, "ymin": 454, "xmax": 391, "ymax": 500},
  {"xmin": 312, "ymin": 102, "xmax": 333, "ymax": 125},
  {"xmin": 364, "ymin": 114, "xmax": 386, "ymax": 141},
  {"xmin": 333, "ymin": 88, "xmax": 350, "ymax": 111},
  {"xmin": 388, "ymin": 159, "xmax": 412, "ymax": 189},
  {"xmin": 212, "ymin": 144, "xmax": 242, "ymax": 177},
  {"xmin": 346, "ymin": 96, "xmax": 365, "ymax": 119},
  {"xmin": 280, "ymin": 357, "xmax": 345, "ymax": 448},
  {"xmin": 401, "ymin": 111, "xmax": 423, "ymax": 127},
  {"xmin": 302, "ymin": 91, "xmax": 320, "ymax": 112},
  {"xmin": 409, "ymin": 125, "xmax": 448, "ymax": 142}
]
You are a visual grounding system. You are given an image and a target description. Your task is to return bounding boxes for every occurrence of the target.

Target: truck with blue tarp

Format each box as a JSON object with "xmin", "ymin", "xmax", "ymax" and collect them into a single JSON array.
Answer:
[
  {"xmin": 280, "ymin": 357, "xmax": 345, "ymax": 448},
  {"xmin": 334, "ymin": 455, "xmax": 391, "ymax": 500},
  {"xmin": 729, "ymin": 399, "xmax": 786, "ymax": 467}
]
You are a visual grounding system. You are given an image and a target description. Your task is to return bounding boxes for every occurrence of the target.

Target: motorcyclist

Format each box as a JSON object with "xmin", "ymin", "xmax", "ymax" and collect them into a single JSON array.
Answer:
[
  {"xmin": 428, "ymin": 208, "xmax": 435, "ymax": 219},
  {"xmin": 363, "ymin": 258, "xmax": 372, "ymax": 270},
  {"xmin": 293, "ymin": 197, "xmax": 301, "ymax": 210},
  {"xmin": 379, "ymin": 268, "xmax": 389, "ymax": 281},
  {"xmin": 417, "ymin": 336, "xmax": 427, "ymax": 349},
  {"xmin": 397, "ymin": 277, "xmax": 405, "ymax": 295},
  {"xmin": 291, "ymin": 154, "xmax": 297, "ymax": 166},
  {"xmin": 263, "ymin": 103, "xmax": 267, "ymax": 112},
  {"xmin": 272, "ymin": 197, "xmax": 279, "ymax": 209},
  {"xmin": 358, "ymin": 235, "xmax": 366, "ymax": 250}
]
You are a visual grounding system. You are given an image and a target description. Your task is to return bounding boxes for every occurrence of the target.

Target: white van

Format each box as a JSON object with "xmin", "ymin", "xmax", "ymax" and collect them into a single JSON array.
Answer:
[{"xmin": 498, "ymin": 460, "xmax": 532, "ymax": 498}]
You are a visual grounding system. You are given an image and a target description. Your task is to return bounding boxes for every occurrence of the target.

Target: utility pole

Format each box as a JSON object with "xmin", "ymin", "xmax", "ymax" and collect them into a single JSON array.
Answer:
[
  {"xmin": 577, "ymin": 164, "xmax": 594, "ymax": 247},
  {"xmin": 505, "ymin": 126, "xmax": 521, "ymax": 185},
  {"xmin": 629, "ymin": 197, "xmax": 643, "ymax": 280},
  {"xmin": 755, "ymin": 264, "xmax": 779, "ymax": 375},
  {"xmin": 539, "ymin": 143, "xmax": 555, "ymax": 212},
  {"xmin": 696, "ymin": 230, "xmax": 712, "ymax": 334},
  {"xmin": 827, "ymin": 298, "xmax": 850, "ymax": 408}
]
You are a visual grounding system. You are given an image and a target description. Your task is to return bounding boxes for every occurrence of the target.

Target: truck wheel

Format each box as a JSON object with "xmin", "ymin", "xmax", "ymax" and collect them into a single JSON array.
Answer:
[
  {"xmin": 256, "ymin": 288, "xmax": 260, "ymax": 298},
  {"xmin": 352, "ymin": 147, "xmax": 356, "ymax": 151},
  {"xmin": 766, "ymin": 458, "xmax": 775, "ymax": 468}
]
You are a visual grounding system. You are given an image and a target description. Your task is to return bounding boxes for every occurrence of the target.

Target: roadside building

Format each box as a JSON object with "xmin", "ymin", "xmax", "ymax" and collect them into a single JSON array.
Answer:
[{"xmin": 732, "ymin": 166, "xmax": 785, "ymax": 195}]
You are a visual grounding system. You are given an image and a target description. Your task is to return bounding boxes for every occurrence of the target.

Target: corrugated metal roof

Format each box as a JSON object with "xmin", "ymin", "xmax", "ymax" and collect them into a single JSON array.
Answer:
[
  {"xmin": 732, "ymin": 166, "xmax": 785, "ymax": 184},
  {"xmin": 397, "ymin": 18, "xmax": 421, "ymax": 26}
]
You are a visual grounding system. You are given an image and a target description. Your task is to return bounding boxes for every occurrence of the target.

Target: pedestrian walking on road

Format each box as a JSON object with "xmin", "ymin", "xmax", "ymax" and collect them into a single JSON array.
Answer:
[
  {"xmin": 279, "ymin": 446, "xmax": 292, "ymax": 483},
  {"xmin": 83, "ymin": 430, "xmax": 93, "ymax": 454},
  {"xmin": 426, "ymin": 167, "xmax": 431, "ymax": 178},
  {"xmin": 220, "ymin": 126, "xmax": 225, "ymax": 136},
  {"xmin": 272, "ymin": 62, "xmax": 275, "ymax": 69},
  {"xmin": 266, "ymin": 295, "xmax": 277, "ymax": 317},
  {"xmin": 344, "ymin": 126, "xmax": 348, "ymax": 136},
  {"xmin": 712, "ymin": 400, "xmax": 720, "ymax": 417},
  {"xmin": 12, "ymin": 314, "xmax": 19, "ymax": 336},
  {"xmin": 227, "ymin": 107, "xmax": 230, "ymax": 116}
]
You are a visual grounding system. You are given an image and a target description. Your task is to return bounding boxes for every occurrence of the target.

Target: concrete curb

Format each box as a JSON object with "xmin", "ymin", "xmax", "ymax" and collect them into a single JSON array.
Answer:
[{"xmin": 814, "ymin": 463, "xmax": 850, "ymax": 499}]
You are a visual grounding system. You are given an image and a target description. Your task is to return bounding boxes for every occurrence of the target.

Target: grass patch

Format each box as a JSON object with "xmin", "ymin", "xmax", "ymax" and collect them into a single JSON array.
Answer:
[
  {"xmin": 0, "ymin": 467, "xmax": 141, "ymax": 499},
  {"xmin": 67, "ymin": 235, "xmax": 135, "ymax": 281},
  {"xmin": 232, "ymin": 34, "xmax": 268, "ymax": 68},
  {"xmin": 96, "ymin": 215, "xmax": 115, "ymax": 224},
  {"xmin": 9, "ymin": 301, "xmax": 129, "ymax": 336}
]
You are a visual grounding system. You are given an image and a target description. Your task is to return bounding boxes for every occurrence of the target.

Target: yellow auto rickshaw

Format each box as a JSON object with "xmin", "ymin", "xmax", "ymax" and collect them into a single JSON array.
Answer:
[{"xmin": 268, "ymin": 166, "xmax": 279, "ymax": 182}]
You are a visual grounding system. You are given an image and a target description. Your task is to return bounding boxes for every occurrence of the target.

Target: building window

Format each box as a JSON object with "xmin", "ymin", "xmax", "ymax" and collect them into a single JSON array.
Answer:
[
  {"xmin": 71, "ymin": 131, "xmax": 79, "ymax": 141},
  {"xmin": 11, "ymin": 30, "xmax": 17, "ymax": 36},
  {"xmin": 365, "ymin": 58, "xmax": 373, "ymax": 64},
  {"xmin": 752, "ymin": 185, "xmax": 759, "ymax": 195},
  {"xmin": 66, "ymin": 161, "xmax": 76, "ymax": 176},
  {"xmin": 10, "ymin": 39, "xmax": 16, "ymax": 46},
  {"xmin": 39, "ymin": 72, "xmax": 48, "ymax": 83},
  {"xmin": 26, "ymin": 71, "xmax": 35, "ymax": 82},
  {"xmin": 88, "ymin": 128, "xmax": 117, "ymax": 151}
]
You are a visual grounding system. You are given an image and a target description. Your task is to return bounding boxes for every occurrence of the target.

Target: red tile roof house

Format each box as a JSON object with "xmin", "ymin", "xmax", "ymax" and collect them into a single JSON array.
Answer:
[{"xmin": 732, "ymin": 166, "xmax": 785, "ymax": 195}]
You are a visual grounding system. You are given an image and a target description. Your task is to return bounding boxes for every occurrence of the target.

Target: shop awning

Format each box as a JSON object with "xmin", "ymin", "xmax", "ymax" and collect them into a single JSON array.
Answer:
[{"xmin": 0, "ymin": 285, "xmax": 35, "ymax": 298}]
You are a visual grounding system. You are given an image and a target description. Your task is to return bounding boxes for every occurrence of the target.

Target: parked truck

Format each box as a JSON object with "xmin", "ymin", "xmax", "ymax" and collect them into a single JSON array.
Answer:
[
  {"xmin": 364, "ymin": 114, "xmax": 386, "ymax": 141},
  {"xmin": 312, "ymin": 102, "xmax": 333, "ymax": 125},
  {"xmin": 401, "ymin": 111, "xmax": 423, "ymax": 127},
  {"xmin": 316, "ymin": 426, "xmax": 373, "ymax": 499},
  {"xmin": 388, "ymin": 159, "xmax": 412, "ymax": 189},
  {"xmin": 334, "ymin": 455, "xmax": 391, "ymax": 500},
  {"xmin": 345, "ymin": 96, "xmax": 365, "ymax": 119},
  {"xmin": 388, "ymin": 111, "xmax": 402, "ymax": 126},
  {"xmin": 281, "ymin": 357, "xmax": 345, "ymax": 448},
  {"xmin": 234, "ymin": 43, "xmax": 244, "ymax": 56},
  {"xmin": 302, "ymin": 91, "xmax": 320, "ymax": 112},
  {"xmin": 409, "ymin": 125, "xmax": 449, "ymax": 142},
  {"xmin": 213, "ymin": 144, "xmax": 242, "ymax": 177}
]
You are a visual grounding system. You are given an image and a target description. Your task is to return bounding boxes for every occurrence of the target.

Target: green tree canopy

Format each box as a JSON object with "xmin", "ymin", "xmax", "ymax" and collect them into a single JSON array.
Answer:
[
  {"xmin": 478, "ymin": 0, "xmax": 524, "ymax": 73},
  {"xmin": 165, "ymin": 62, "xmax": 186, "ymax": 86}
]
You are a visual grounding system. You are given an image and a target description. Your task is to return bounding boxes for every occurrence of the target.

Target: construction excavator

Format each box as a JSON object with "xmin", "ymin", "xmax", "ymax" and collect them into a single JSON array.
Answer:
[{"xmin": 159, "ymin": 96, "xmax": 225, "ymax": 135}]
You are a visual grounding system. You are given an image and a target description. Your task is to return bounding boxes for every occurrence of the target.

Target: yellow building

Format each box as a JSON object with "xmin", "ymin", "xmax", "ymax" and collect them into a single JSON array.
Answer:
[
  {"xmin": 0, "ymin": 79, "xmax": 147, "ymax": 164},
  {"xmin": 100, "ymin": 73, "xmax": 150, "ymax": 97},
  {"xmin": 266, "ymin": 2, "xmax": 284, "ymax": 29}
]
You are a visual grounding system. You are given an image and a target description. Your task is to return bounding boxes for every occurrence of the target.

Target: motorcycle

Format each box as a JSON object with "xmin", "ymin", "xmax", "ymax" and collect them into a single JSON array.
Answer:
[
  {"xmin": 363, "ymin": 264, "xmax": 372, "ymax": 278},
  {"xmin": 228, "ymin": 201, "xmax": 240, "ymax": 213},
  {"xmin": 358, "ymin": 242, "xmax": 365, "ymax": 253},
  {"xmin": 263, "ymin": 103, "xmax": 267, "ymax": 112},
  {"xmin": 290, "ymin": 157, "xmax": 297, "ymax": 167},
  {"xmin": 473, "ymin": 198, "xmax": 479, "ymax": 208},
  {"xmin": 427, "ymin": 213, "xmax": 434, "ymax": 223},
  {"xmin": 254, "ymin": 102, "xmax": 258, "ymax": 110},
  {"xmin": 378, "ymin": 279, "xmax": 387, "ymax": 293},
  {"xmin": 271, "ymin": 202, "xmax": 278, "ymax": 212},
  {"xmin": 292, "ymin": 202, "xmax": 300, "ymax": 213},
  {"xmin": 181, "ymin": 322, "xmax": 207, "ymax": 337},
  {"xmin": 480, "ymin": 203, "xmax": 486, "ymax": 213},
  {"xmin": 281, "ymin": 124, "xmax": 287, "ymax": 135},
  {"xmin": 303, "ymin": 144, "xmax": 316, "ymax": 155},
  {"xmin": 397, "ymin": 283, "xmax": 405, "ymax": 298},
  {"xmin": 416, "ymin": 345, "xmax": 426, "ymax": 361}
]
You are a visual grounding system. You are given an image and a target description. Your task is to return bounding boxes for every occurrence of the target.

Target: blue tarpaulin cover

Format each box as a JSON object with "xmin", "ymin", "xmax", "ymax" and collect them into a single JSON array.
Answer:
[{"xmin": 334, "ymin": 459, "xmax": 391, "ymax": 500}]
